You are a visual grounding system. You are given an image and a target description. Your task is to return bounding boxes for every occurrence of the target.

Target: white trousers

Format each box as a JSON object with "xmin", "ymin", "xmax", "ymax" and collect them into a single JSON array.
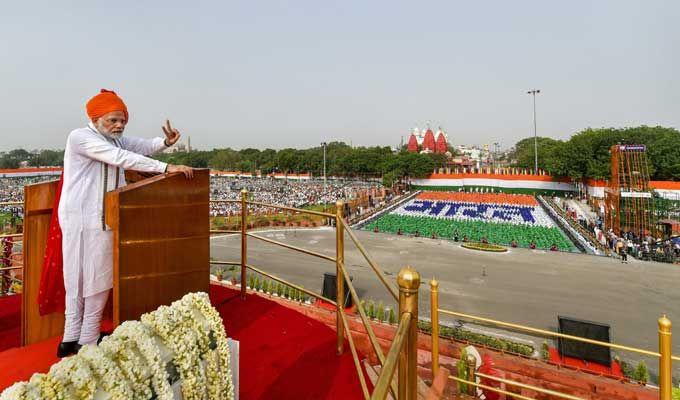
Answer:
[{"xmin": 63, "ymin": 289, "xmax": 109, "ymax": 345}]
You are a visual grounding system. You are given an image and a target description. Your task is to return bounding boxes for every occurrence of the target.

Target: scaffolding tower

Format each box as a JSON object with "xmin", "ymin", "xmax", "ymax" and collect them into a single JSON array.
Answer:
[{"xmin": 604, "ymin": 144, "xmax": 656, "ymax": 237}]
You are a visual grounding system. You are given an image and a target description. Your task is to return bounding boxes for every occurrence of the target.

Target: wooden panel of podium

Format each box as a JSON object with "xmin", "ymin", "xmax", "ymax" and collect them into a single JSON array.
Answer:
[
  {"xmin": 22, "ymin": 180, "xmax": 62, "ymax": 345},
  {"xmin": 106, "ymin": 169, "xmax": 209, "ymax": 326},
  {"xmin": 22, "ymin": 169, "xmax": 209, "ymax": 345}
]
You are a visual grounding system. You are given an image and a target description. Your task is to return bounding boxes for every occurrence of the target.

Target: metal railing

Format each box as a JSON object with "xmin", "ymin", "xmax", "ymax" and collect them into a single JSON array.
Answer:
[
  {"xmin": 209, "ymin": 190, "xmax": 421, "ymax": 400},
  {"xmin": 1, "ymin": 201, "xmax": 24, "ymax": 296},
  {"xmin": 430, "ymin": 279, "xmax": 676, "ymax": 400}
]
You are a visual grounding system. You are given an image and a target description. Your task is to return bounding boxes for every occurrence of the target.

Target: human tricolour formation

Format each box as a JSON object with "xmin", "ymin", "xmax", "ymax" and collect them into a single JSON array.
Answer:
[{"xmin": 367, "ymin": 192, "xmax": 575, "ymax": 251}]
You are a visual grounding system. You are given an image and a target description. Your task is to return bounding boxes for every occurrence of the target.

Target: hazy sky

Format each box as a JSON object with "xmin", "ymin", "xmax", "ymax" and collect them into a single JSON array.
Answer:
[{"xmin": 1, "ymin": 1, "xmax": 677, "ymax": 151}]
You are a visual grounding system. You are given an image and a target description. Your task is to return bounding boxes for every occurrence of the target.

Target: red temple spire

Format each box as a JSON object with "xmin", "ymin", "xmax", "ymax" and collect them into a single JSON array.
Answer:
[
  {"xmin": 422, "ymin": 129, "xmax": 436, "ymax": 152},
  {"xmin": 435, "ymin": 131, "xmax": 447, "ymax": 153},
  {"xmin": 407, "ymin": 134, "xmax": 419, "ymax": 153}
]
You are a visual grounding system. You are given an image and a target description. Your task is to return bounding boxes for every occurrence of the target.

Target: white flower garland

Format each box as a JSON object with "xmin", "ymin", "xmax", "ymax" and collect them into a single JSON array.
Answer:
[
  {"xmin": 142, "ymin": 304, "xmax": 207, "ymax": 400},
  {"xmin": 0, "ymin": 291, "xmax": 234, "ymax": 400},
  {"xmin": 181, "ymin": 293, "xmax": 234, "ymax": 400},
  {"xmin": 0, "ymin": 382, "xmax": 26, "ymax": 400},
  {"xmin": 78, "ymin": 344, "xmax": 133, "ymax": 400},
  {"xmin": 114, "ymin": 321, "xmax": 173, "ymax": 400},
  {"xmin": 99, "ymin": 335, "xmax": 153, "ymax": 399},
  {"xmin": 48, "ymin": 355, "xmax": 97, "ymax": 399}
]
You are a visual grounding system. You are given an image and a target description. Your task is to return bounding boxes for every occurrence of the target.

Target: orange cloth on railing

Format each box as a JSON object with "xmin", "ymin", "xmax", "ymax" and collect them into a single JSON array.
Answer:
[{"xmin": 37, "ymin": 176, "xmax": 65, "ymax": 316}]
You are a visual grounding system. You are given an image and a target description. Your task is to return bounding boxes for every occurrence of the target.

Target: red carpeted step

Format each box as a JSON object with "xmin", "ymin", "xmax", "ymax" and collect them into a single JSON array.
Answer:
[
  {"xmin": 0, "ymin": 294, "xmax": 21, "ymax": 352},
  {"xmin": 209, "ymin": 285, "xmax": 371, "ymax": 399},
  {"xmin": 0, "ymin": 286, "xmax": 371, "ymax": 399},
  {"xmin": 0, "ymin": 336, "xmax": 61, "ymax": 390}
]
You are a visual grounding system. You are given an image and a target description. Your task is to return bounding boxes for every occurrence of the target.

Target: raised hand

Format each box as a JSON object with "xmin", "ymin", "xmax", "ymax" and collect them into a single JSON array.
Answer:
[{"xmin": 162, "ymin": 119, "xmax": 181, "ymax": 146}]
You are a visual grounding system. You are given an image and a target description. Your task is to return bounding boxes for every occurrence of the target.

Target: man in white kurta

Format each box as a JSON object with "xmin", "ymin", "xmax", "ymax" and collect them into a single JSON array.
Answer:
[{"xmin": 58, "ymin": 89, "xmax": 193, "ymax": 356}]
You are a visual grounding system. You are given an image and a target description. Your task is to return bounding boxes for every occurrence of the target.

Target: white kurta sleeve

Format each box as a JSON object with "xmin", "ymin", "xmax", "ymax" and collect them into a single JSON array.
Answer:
[
  {"xmin": 119, "ymin": 136, "xmax": 168, "ymax": 155},
  {"xmin": 70, "ymin": 131, "xmax": 168, "ymax": 173}
]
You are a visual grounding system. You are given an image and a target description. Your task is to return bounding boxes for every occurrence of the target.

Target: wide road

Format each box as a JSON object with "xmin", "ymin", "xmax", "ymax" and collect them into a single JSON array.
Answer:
[{"xmin": 210, "ymin": 227, "xmax": 679, "ymax": 375}]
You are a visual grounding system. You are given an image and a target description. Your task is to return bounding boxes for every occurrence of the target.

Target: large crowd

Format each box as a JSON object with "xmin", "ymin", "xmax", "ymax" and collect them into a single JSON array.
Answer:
[
  {"xmin": 590, "ymin": 223, "xmax": 679, "ymax": 263},
  {"xmin": 209, "ymin": 177, "xmax": 382, "ymax": 216},
  {"xmin": 0, "ymin": 175, "xmax": 383, "ymax": 221},
  {"xmin": 0, "ymin": 177, "xmax": 58, "ymax": 221},
  {"xmin": 555, "ymin": 197, "xmax": 680, "ymax": 263}
]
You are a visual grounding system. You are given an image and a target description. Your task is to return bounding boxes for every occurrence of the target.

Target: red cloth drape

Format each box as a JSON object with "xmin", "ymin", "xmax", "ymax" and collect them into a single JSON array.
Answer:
[
  {"xmin": 478, "ymin": 354, "xmax": 501, "ymax": 400},
  {"xmin": 37, "ymin": 176, "xmax": 65, "ymax": 316}
]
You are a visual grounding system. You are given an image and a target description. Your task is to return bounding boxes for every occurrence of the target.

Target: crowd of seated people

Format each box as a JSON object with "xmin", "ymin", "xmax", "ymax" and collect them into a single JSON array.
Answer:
[{"xmin": 209, "ymin": 177, "xmax": 383, "ymax": 217}]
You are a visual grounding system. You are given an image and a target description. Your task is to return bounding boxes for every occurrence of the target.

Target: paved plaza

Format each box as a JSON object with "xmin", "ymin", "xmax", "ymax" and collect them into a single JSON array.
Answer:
[{"xmin": 211, "ymin": 227, "xmax": 680, "ymax": 373}]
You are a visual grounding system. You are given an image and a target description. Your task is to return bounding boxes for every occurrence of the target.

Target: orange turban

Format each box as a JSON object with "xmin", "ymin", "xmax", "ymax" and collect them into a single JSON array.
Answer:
[{"xmin": 86, "ymin": 89, "xmax": 128, "ymax": 122}]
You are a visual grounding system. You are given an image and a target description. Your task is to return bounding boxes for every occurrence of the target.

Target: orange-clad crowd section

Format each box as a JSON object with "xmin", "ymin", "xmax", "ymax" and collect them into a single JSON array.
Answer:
[{"xmin": 416, "ymin": 191, "xmax": 538, "ymax": 206}]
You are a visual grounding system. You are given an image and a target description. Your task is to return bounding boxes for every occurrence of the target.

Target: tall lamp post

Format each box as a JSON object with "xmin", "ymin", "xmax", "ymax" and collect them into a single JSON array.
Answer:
[
  {"xmin": 493, "ymin": 142, "xmax": 499, "ymax": 170},
  {"xmin": 321, "ymin": 142, "xmax": 327, "ymax": 212},
  {"xmin": 527, "ymin": 89, "xmax": 540, "ymax": 175}
]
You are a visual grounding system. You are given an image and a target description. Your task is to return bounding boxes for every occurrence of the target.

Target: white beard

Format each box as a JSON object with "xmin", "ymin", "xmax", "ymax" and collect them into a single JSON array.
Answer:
[
  {"xmin": 94, "ymin": 123, "xmax": 124, "ymax": 139},
  {"xmin": 101, "ymin": 131, "xmax": 123, "ymax": 139}
]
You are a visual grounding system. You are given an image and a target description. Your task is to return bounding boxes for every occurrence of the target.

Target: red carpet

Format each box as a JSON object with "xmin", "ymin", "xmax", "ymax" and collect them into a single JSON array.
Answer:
[
  {"xmin": 548, "ymin": 347, "xmax": 623, "ymax": 378},
  {"xmin": 0, "ymin": 294, "xmax": 21, "ymax": 352},
  {"xmin": 0, "ymin": 286, "xmax": 370, "ymax": 399},
  {"xmin": 209, "ymin": 285, "xmax": 370, "ymax": 399}
]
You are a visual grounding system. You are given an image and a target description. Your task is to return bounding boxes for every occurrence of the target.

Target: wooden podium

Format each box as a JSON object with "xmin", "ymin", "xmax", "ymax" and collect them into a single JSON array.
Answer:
[{"xmin": 22, "ymin": 169, "xmax": 210, "ymax": 345}]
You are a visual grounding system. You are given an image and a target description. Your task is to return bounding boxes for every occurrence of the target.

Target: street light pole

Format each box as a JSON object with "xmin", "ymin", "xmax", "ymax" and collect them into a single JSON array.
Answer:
[
  {"xmin": 493, "ymin": 142, "xmax": 499, "ymax": 171},
  {"xmin": 321, "ymin": 142, "xmax": 327, "ymax": 211},
  {"xmin": 527, "ymin": 89, "xmax": 540, "ymax": 175}
]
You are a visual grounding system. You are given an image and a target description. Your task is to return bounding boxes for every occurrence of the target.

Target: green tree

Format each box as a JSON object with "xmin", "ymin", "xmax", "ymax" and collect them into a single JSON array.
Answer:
[
  {"xmin": 209, "ymin": 149, "xmax": 241, "ymax": 170},
  {"xmin": 30, "ymin": 149, "xmax": 64, "ymax": 167},
  {"xmin": 0, "ymin": 149, "xmax": 32, "ymax": 168},
  {"xmin": 510, "ymin": 126, "xmax": 680, "ymax": 181}
]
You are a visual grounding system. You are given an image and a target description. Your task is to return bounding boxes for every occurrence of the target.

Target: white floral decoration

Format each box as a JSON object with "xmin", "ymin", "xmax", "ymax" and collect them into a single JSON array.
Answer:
[
  {"xmin": 99, "ymin": 331, "xmax": 153, "ymax": 399},
  {"xmin": 114, "ymin": 321, "xmax": 173, "ymax": 400},
  {"xmin": 181, "ymin": 293, "xmax": 234, "ymax": 399},
  {"xmin": 142, "ymin": 304, "xmax": 207, "ymax": 400},
  {"xmin": 78, "ymin": 344, "xmax": 133, "ymax": 400},
  {"xmin": 0, "ymin": 291, "xmax": 235, "ymax": 400},
  {"xmin": 0, "ymin": 382, "xmax": 26, "ymax": 400}
]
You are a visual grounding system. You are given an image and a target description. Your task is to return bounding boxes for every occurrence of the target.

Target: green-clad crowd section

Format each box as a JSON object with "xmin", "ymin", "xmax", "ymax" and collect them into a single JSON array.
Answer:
[{"xmin": 365, "ymin": 214, "xmax": 576, "ymax": 251}]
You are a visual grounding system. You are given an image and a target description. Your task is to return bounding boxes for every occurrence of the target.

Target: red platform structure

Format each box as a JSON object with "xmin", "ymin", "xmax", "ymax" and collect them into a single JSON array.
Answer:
[{"xmin": 604, "ymin": 144, "xmax": 656, "ymax": 236}]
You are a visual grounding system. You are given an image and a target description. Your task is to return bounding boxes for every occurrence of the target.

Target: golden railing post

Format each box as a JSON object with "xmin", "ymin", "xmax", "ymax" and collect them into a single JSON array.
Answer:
[
  {"xmin": 466, "ymin": 354, "xmax": 477, "ymax": 396},
  {"xmin": 430, "ymin": 278, "xmax": 440, "ymax": 379},
  {"xmin": 240, "ymin": 189, "xmax": 248, "ymax": 300},
  {"xmin": 398, "ymin": 266, "xmax": 421, "ymax": 400},
  {"xmin": 336, "ymin": 200, "xmax": 345, "ymax": 355},
  {"xmin": 658, "ymin": 315, "xmax": 672, "ymax": 400}
]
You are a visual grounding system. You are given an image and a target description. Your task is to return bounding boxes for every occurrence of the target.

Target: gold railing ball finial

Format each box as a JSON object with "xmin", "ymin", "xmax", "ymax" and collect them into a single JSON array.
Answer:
[
  {"xmin": 430, "ymin": 277, "xmax": 439, "ymax": 290},
  {"xmin": 397, "ymin": 266, "xmax": 421, "ymax": 291},
  {"xmin": 659, "ymin": 314, "xmax": 672, "ymax": 332}
]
